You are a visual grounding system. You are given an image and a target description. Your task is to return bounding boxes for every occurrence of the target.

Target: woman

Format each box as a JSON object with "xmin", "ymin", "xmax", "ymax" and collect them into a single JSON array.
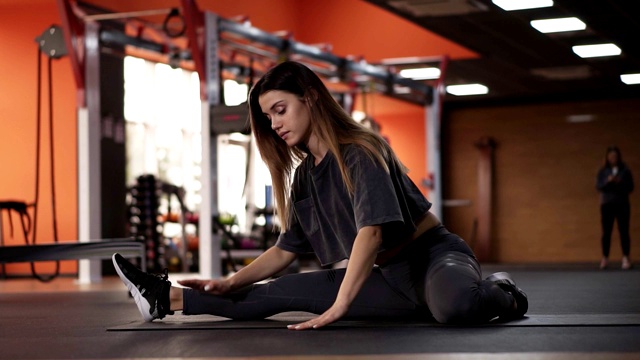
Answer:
[
  {"xmin": 596, "ymin": 146, "xmax": 634, "ymax": 270},
  {"xmin": 113, "ymin": 61, "xmax": 527, "ymax": 328}
]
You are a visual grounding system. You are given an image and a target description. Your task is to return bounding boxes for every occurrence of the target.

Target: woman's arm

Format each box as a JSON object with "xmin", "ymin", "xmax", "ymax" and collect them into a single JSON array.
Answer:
[
  {"xmin": 179, "ymin": 246, "xmax": 297, "ymax": 294},
  {"xmin": 621, "ymin": 168, "xmax": 634, "ymax": 193},
  {"xmin": 289, "ymin": 225, "xmax": 382, "ymax": 330},
  {"xmin": 227, "ymin": 246, "xmax": 297, "ymax": 290},
  {"xmin": 334, "ymin": 225, "xmax": 382, "ymax": 307}
]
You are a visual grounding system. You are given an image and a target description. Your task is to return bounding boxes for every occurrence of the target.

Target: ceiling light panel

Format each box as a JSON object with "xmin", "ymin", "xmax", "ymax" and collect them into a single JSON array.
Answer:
[
  {"xmin": 399, "ymin": 67, "xmax": 441, "ymax": 80},
  {"xmin": 620, "ymin": 73, "xmax": 640, "ymax": 85},
  {"xmin": 446, "ymin": 84, "xmax": 489, "ymax": 96},
  {"xmin": 530, "ymin": 17, "xmax": 586, "ymax": 33},
  {"xmin": 572, "ymin": 43, "xmax": 621, "ymax": 58},
  {"xmin": 492, "ymin": 0, "xmax": 553, "ymax": 11}
]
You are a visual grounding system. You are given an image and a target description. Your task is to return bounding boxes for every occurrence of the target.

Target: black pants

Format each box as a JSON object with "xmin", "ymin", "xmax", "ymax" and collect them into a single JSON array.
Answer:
[
  {"xmin": 600, "ymin": 202, "xmax": 631, "ymax": 257},
  {"xmin": 183, "ymin": 226, "xmax": 515, "ymax": 324}
]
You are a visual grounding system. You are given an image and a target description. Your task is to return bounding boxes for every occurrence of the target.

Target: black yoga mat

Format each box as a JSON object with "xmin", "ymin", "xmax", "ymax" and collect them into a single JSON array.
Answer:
[{"xmin": 107, "ymin": 311, "xmax": 640, "ymax": 331}]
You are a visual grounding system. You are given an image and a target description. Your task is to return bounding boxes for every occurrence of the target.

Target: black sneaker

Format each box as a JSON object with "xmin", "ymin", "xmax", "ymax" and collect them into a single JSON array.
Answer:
[
  {"xmin": 112, "ymin": 253, "xmax": 174, "ymax": 322},
  {"xmin": 486, "ymin": 272, "xmax": 528, "ymax": 319}
]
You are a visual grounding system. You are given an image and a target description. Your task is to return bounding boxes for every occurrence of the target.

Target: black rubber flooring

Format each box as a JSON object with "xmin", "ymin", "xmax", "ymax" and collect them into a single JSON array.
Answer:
[{"xmin": 1, "ymin": 265, "xmax": 639, "ymax": 359}]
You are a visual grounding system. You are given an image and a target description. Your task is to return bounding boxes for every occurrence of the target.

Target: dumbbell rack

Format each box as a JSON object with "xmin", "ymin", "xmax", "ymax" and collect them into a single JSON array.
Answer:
[{"xmin": 127, "ymin": 174, "xmax": 165, "ymax": 272}]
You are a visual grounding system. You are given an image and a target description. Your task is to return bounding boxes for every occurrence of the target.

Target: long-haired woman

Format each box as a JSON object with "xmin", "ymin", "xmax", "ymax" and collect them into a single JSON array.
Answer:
[
  {"xmin": 596, "ymin": 145, "xmax": 634, "ymax": 270},
  {"xmin": 113, "ymin": 61, "xmax": 528, "ymax": 328}
]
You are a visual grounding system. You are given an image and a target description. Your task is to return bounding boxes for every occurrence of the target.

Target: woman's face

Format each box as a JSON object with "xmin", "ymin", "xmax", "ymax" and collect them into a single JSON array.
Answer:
[
  {"xmin": 259, "ymin": 90, "xmax": 312, "ymax": 147},
  {"xmin": 607, "ymin": 151, "xmax": 619, "ymax": 166}
]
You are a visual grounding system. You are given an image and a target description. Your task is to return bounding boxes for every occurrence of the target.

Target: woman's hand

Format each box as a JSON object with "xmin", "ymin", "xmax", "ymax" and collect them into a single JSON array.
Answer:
[
  {"xmin": 286, "ymin": 226, "xmax": 382, "ymax": 330},
  {"xmin": 287, "ymin": 301, "xmax": 349, "ymax": 330},
  {"xmin": 178, "ymin": 279, "xmax": 232, "ymax": 295}
]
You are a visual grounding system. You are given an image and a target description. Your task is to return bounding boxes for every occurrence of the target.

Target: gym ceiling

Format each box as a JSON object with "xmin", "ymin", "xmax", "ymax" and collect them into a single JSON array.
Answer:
[
  {"xmin": 365, "ymin": 0, "xmax": 640, "ymax": 105},
  {"xmin": 71, "ymin": 0, "xmax": 640, "ymax": 106}
]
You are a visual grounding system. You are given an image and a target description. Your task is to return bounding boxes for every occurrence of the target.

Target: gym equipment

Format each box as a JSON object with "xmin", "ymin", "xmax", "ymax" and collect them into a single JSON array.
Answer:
[
  {"xmin": 211, "ymin": 103, "xmax": 250, "ymax": 135},
  {"xmin": 0, "ymin": 239, "xmax": 145, "ymax": 270},
  {"xmin": 55, "ymin": 0, "xmax": 446, "ymax": 280},
  {"xmin": 127, "ymin": 175, "xmax": 165, "ymax": 272}
]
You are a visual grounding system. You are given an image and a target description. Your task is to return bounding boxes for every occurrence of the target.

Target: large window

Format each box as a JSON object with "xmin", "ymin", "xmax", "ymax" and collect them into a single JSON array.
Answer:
[
  {"xmin": 124, "ymin": 56, "xmax": 202, "ymax": 212},
  {"xmin": 123, "ymin": 57, "xmax": 272, "ymax": 236}
]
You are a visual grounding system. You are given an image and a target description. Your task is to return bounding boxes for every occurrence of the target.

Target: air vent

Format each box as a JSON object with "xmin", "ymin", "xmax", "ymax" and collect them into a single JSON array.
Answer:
[
  {"xmin": 531, "ymin": 66, "xmax": 594, "ymax": 80},
  {"xmin": 388, "ymin": 0, "xmax": 488, "ymax": 17}
]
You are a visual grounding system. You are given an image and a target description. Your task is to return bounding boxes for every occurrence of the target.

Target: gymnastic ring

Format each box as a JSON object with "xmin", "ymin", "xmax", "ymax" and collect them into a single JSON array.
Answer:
[{"xmin": 163, "ymin": 8, "xmax": 186, "ymax": 38}]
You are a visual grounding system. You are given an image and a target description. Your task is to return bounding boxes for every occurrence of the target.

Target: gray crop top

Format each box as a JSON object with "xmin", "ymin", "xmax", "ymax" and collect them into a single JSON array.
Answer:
[{"xmin": 275, "ymin": 144, "xmax": 431, "ymax": 266}]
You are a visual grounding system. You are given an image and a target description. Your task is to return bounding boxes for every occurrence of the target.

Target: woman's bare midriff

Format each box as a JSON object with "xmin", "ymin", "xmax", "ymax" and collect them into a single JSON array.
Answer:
[
  {"xmin": 375, "ymin": 211, "xmax": 441, "ymax": 265},
  {"xmin": 412, "ymin": 211, "xmax": 441, "ymax": 240}
]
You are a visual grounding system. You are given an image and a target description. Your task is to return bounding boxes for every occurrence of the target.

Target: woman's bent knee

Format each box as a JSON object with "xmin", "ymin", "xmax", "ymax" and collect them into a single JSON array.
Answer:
[
  {"xmin": 430, "ymin": 291, "xmax": 481, "ymax": 324},
  {"xmin": 425, "ymin": 251, "xmax": 483, "ymax": 324}
]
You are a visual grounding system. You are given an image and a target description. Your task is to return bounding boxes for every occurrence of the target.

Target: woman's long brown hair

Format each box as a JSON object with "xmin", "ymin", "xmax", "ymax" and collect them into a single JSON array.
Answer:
[{"xmin": 248, "ymin": 61, "xmax": 407, "ymax": 230}]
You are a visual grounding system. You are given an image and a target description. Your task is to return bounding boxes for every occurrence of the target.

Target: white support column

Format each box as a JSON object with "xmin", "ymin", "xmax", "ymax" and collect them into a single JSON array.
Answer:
[
  {"xmin": 199, "ymin": 11, "xmax": 222, "ymax": 279},
  {"xmin": 426, "ymin": 88, "xmax": 443, "ymax": 220},
  {"xmin": 198, "ymin": 102, "xmax": 221, "ymax": 279},
  {"xmin": 77, "ymin": 22, "xmax": 103, "ymax": 284}
]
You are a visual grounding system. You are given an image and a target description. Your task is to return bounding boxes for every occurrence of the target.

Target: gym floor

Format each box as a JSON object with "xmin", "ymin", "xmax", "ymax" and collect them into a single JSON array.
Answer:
[{"xmin": 1, "ymin": 263, "xmax": 639, "ymax": 360}]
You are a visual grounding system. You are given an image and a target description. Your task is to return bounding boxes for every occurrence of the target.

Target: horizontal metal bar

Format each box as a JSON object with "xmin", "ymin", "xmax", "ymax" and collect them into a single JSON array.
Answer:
[
  {"xmin": 100, "ymin": 29, "xmax": 165, "ymax": 53},
  {"xmin": 0, "ymin": 241, "xmax": 144, "ymax": 264},
  {"xmin": 289, "ymin": 41, "xmax": 343, "ymax": 66},
  {"xmin": 347, "ymin": 62, "xmax": 432, "ymax": 97},
  {"xmin": 219, "ymin": 18, "xmax": 285, "ymax": 50},
  {"xmin": 220, "ymin": 39, "xmax": 279, "ymax": 61},
  {"xmin": 378, "ymin": 55, "xmax": 446, "ymax": 66},
  {"xmin": 84, "ymin": 8, "xmax": 173, "ymax": 21}
]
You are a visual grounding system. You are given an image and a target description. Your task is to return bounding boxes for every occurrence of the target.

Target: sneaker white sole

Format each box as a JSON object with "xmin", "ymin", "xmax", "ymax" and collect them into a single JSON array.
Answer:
[{"xmin": 112, "ymin": 254, "xmax": 155, "ymax": 322}]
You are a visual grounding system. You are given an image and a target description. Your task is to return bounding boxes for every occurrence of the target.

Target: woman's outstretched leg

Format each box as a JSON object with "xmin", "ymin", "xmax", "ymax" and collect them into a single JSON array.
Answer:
[
  {"xmin": 114, "ymin": 252, "xmax": 417, "ymax": 322},
  {"xmin": 182, "ymin": 267, "xmax": 417, "ymax": 320}
]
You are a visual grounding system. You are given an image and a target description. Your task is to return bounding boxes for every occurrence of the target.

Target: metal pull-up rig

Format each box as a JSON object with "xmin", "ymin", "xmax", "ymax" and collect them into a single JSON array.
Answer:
[{"xmin": 44, "ymin": 0, "xmax": 447, "ymax": 281}]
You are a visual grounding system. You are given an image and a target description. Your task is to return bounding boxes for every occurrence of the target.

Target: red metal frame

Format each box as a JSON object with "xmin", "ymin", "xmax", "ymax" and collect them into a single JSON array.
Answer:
[
  {"xmin": 56, "ymin": 0, "xmax": 86, "ymax": 106},
  {"xmin": 180, "ymin": 0, "xmax": 207, "ymax": 101}
]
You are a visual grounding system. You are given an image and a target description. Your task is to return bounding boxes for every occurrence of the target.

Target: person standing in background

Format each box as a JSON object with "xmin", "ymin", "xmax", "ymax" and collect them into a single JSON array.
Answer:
[{"xmin": 596, "ymin": 146, "xmax": 634, "ymax": 270}]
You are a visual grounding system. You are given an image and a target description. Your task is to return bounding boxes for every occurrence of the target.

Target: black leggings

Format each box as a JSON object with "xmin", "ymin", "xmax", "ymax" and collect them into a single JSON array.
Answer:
[
  {"xmin": 183, "ymin": 226, "xmax": 515, "ymax": 324},
  {"xmin": 600, "ymin": 202, "xmax": 631, "ymax": 257}
]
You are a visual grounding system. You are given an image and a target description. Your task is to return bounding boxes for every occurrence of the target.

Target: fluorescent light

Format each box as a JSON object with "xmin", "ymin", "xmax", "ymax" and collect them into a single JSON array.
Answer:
[
  {"xmin": 492, "ymin": 0, "xmax": 553, "ymax": 11},
  {"xmin": 620, "ymin": 73, "xmax": 640, "ymax": 85},
  {"xmin": 531, "ymin": 17, "xmax": 586, "ymax": 33},
  {"xmin": 399, "ymin": 67, "xmax": 441, "ymax": 80},
  {"xmin": 566, "ymin": 114, "xmax": 595, "ymax": 123},
  {"xmin": 572, "ymin": 43, "xmax": 621, "ymax": 58},
  {"xmin": 393, "ymin": 85, "xmax": 412, "ymax": 94},
  {"xmin": 446, "ymin": 84, "xmax": 489, "ymax": 96}
]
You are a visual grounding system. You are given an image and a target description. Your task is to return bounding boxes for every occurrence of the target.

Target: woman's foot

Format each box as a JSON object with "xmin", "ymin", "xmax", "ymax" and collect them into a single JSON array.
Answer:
[
  {"xmin": 622, "ymin": 257, "xmax": 632, "ymax": 270},
  {"xmin": 486, "ymin": 272, "xmax": 528, "ymax": 320},
  {"xmin": 599, "ymin": 257, "xmax": 609, "ymax": 270},
  {"xmin": 112, "ymin": 253, "xmax": 174, "ymax": 322}
]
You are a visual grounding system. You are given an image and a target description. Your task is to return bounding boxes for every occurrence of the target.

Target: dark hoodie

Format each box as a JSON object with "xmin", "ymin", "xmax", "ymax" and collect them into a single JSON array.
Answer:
[{"xmin": 596, "ymin": 163, "xmax": 634, "ymax": 204}]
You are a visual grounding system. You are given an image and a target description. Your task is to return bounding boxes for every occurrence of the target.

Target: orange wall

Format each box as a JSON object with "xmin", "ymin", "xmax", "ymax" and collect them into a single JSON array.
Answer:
[
  {"xmin": 292, "ymin": 0, "xmax": 474, "ymax": 194},
  {"xmin": 354, "ymin": 94, "xmax": 428, "ymax": 193},
  {"xmin": 87, "ymin": 0, "xmax": 468, "ymax": 192},
  {"xmin": 295, "ymin": 0, "xmax": 476, "ymax": 62},
  {"xmin": 0, "ymin": 0, "xmax": 471, "ymax": 275},
  {"xmin": 0, "ymin": 0, "xmax": 78, "ymax": 275},
  {"xmin": 90, "ymin": 0, "xmax": 300, "ymax": 33}
]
